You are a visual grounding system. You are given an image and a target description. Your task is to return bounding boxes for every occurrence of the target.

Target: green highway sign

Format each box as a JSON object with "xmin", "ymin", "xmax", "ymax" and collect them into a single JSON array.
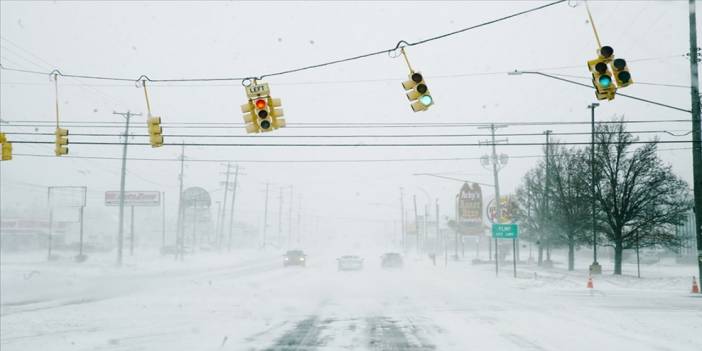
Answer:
[{"xmin": 492, "ymin": 223, "xmax": 519, "ymax": 239}]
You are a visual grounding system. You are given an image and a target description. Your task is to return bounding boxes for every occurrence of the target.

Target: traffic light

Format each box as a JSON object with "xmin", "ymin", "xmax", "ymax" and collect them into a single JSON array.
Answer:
[
  {"xmin": 0, "ymin": 133, "xmax": 11, "ymax": 161},
  {"xmin": 147, "ymin": 116, "xmax": 164, "ymax": 147},
  {"xmin": 611, "ymin": 58, "xmax": 632, "ymax": 88},
  {"xmin": 269, "ymin": 97, "xmax": 286, "ymax": 129},
  {"xmin": 54, "ymin": 127, "xmax": 69, "ymax": 156},
  {"xmin": 402, "ymin": 72, "xmax": 434, "ymax": 112},
  {"xmin": 241, "ymin": 82, "xmax": 285, "ymax": 133},
  {"xmin": 587, "ymin": 46, "xmax": 616, "ymax": 100}
]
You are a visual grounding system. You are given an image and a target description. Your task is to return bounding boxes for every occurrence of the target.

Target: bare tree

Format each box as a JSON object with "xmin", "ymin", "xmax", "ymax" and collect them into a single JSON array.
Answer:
[
  {"xmin": 514, "ymin": 163, "xmax": 549, "ymax": 265},
  {"xmin": 548, "ymin": 145, "xmax": 591, "ymax": 271},
  {"xmin": 593, "ymin": 121, "xmax": 691, "ymax": 275}
]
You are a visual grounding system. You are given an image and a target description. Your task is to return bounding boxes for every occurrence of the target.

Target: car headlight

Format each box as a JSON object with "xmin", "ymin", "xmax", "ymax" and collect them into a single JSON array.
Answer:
[
  {"xmin": 300, "ymin": 257, "xmax": 305, "ymax": 261},
  {"xmin": 284, "ymin": 257, "xmax": 289, "ymax": 260}
]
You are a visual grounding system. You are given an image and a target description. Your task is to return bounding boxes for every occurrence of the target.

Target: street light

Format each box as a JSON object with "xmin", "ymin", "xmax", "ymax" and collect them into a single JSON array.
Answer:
[{"xmin": 588, "ymin": 103, "xmax": 602, "ymax": 275}]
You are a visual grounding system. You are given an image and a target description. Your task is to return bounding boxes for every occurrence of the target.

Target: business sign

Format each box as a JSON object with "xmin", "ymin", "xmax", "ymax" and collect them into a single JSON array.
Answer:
[
  {"xmin": 105, "ymin": 191, "xmax": 161, "ymax": 207},
  {"xmin": 487, "ymin": 196, "xmax": 516, "ymax": 224},
  {"xmin": 49, "ymin": 186, "xmax": 87, "ymax": 208},
  {"xmin": 458, "ymin": 182, "xmax": 482, "ymax": 223},
  {"xmin": 492, "ymin": 223, "xmax": 519, "ymax": 239}
]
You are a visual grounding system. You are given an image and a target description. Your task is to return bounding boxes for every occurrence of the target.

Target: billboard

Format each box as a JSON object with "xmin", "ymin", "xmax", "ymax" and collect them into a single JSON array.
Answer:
[
  {"xmin": 49, "ymin": 186, "xmax": 87, "ymax": 208},
  {"xmin": 458, "ymin": 182, "xmax": 482, "ymax": 223},
  {"xmin": 105, "ymin": 191, "xmax": 161, "ymax": 207},
  {"xmin": 486, "ymin": 196, "xmax": 516, "ymax": 224}
]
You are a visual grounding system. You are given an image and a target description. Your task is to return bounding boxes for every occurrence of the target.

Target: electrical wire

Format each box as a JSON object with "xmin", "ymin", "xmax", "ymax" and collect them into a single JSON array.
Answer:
[
  {"xmin": 9, "ymin": 146, "xmax": 692, "ymax": 164},
  {"xmin": 7, "ymin": 140, "xmax": 693, "ymax": 147},
  {"xmin": 0, "ymin": 119, "xmax": 691, "ymax": 128},
  {"xmin": 0, "ymin": 1, "xmax": 566, "ymax": 83},
  {"xmin": 1, "ymin": 130, "xmax": 691, "ymax": 138}
]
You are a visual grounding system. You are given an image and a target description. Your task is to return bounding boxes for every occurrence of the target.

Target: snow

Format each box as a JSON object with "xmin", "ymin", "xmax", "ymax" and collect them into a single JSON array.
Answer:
[{"xmin": 2, "ymin": 248, "xmax": 701, "ymax": 350}]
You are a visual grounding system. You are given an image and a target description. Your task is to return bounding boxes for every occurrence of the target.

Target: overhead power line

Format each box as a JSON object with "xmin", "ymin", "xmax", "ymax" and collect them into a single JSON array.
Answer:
[
  {"xmin": 2, "ymin": 129, "xmax": 691, "ymax": 138},
  {"xmin": 8, "ymin": 140, "xmax": 691, "ymax": 147},
  {"xmin": 0, "ymin": 1, "xmax": 565, "ymax": 83},
  {"xmin": 10, "ymin": 147, "xmax": 692, "ymax": 164}
]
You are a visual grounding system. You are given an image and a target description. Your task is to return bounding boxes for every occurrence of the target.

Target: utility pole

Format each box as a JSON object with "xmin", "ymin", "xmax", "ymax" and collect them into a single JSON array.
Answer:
[
  {"xmin": 129, "ymin": 206, "xmax": 135, "ymax": 256},
  {"xmin": 544, "ymin": 130, "xmax": 553, "ymax": 267},
  {"xmin": 588, "ymin": 103, "xmax": 602, "ymax": 274},
  {"xmin": 227, "ymin": 164, "xmax": 240, "ymax": 252},
  {"xmin": 263, "ymin": 183, "xmax": 269, "ymax": 249},
  {"xmin": 175, "ymin": 142, "xmax": 185, "ymax": 261},
  {"xmin": 413, "ymin": 195, "xmax": 419, "ymax": 253},
  {"xmin": 288, "ymin": 186, "xmax": 293, "ymax": 249},
  {"xmin": 688, "ymin": 0, "xmax": 702, "ymax": 290},
  {"xmin": 219, "ymin": 163, "xmax": 232, "ymax": 250},
  {"xmin": 278, "ymin": 187, "xmax": 284, "ymax": 248},
  {"xmin": 161, "ymin": 192, "xmax": 166, "ymax": 250},
  {"xmin": 113, "ymin": 110, "xmax": 140, "ymax": 266},
  {"xmin": 400, "ymin": 188, "xmax": 406, "ymax": 252},
  {"xmin": 479, "ymin": 123, "xmax": 508, "ymax": 277},
  {"xmin": 296, "ymin": 196, "xmax": 302, "ymax": 244}
]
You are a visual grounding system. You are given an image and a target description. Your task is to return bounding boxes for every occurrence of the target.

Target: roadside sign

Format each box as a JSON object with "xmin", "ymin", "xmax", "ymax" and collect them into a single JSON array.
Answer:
[
  {"xmin": 49, "ymin": 186, "xmax": 87, "ymax": 208},
  {"xmin": 492, "ymin": 223, "xmax": 518, "ymax": 239},
  {"xmin": 105, "ymin": 191, "xmax": 161, "ymax": 206},
  {"xmin": 458, "ymin": 182, "xmax": 482, "ymax": 224}
]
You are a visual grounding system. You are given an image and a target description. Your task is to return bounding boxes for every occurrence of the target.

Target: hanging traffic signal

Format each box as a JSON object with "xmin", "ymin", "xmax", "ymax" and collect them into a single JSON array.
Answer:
[
  {"xmin": 55, "ymin": 127, "xmax": 69, "ymax": 156},
  {"xmin": 0, "ymin": 133, "xmax": 11, "ymax": 161},
  {"xmin": 269, "ymin": 97, "xmax": 286, "ymax": 129},
  {"xmin": 147, "ymin": 116, "xmax": 164, "ymax": 147},
  {"xmin": 402, "ymin": 72, "xmax": 434, "ymax": 112},
  {"xmin": 241, "ymin": 82, "xmax": 285, "ymax": 133},
  {"xmin": 587, "ymin": 46, "xmax": 616, "ymax": 100},
  {"xmin": 611, "ymin": 58, "xmax": 632, "ymax": 88}
]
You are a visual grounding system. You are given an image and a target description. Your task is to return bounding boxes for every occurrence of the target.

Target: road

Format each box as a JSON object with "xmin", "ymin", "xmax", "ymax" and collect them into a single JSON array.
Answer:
[{"xmin": 1, "ymin": 250, "xmax": 700, "ymax": 350}]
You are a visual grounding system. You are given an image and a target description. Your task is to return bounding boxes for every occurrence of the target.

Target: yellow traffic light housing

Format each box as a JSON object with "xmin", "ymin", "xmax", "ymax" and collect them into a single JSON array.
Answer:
[
  {"xmin": 241, "ymin": 82, "xmax": 285, "ymax": 133},
  {"xmin": 147, "ymin": 116, "xmax": 164, "ymax": 147},
  {"xmin": 587, "ymin": 46, "xmax": 616, "ymax": 101},
  {"xmin": 54, "ymin": 127, "xmax": 69, "ymax": 156},
  {"xmin": 402, "ymin": 72, "xmax": 434, "ymax": 112},
  {"xmin": 611, "ymin": 58, "xmax": 632, "ymax": 88},
  {"xmin": 0, "ymin": 133, "xmax": 11, "ymax": 161}
]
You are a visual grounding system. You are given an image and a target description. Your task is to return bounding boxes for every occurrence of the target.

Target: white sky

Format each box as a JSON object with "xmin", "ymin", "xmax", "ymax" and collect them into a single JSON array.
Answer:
[{"xmin": 0, "ymin": 1, "xmax": 697, "ymax": 238}]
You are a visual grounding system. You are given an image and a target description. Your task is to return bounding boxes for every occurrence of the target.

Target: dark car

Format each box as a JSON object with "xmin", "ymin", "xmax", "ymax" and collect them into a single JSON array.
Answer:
[
  {"xmin": 381, "ymin": 252, "xmax": 403, "ymax": 268},
  {"xmin": 284, "ymin": 250, "xmax": 307, "ymax": 267}
]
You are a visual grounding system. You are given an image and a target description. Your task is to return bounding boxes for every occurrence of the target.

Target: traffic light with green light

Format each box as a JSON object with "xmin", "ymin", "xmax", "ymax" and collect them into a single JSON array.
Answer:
[
  {"xmin": 587, "ymin": 46, "xmax": 616, "ymax": 100},
  {"xmin": 402, "ymin": 72, "xmax": 434, "ymax": 112}
]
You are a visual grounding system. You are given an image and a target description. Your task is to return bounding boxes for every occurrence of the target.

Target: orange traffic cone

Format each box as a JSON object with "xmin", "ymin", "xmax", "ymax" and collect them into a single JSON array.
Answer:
[
  {"xmin": 587, "ymin": 275, "xmax": 594, "ymax": 289},
  {"xmin": 692, "ymin": 276, "xmax": 700, "ymax": 294}
]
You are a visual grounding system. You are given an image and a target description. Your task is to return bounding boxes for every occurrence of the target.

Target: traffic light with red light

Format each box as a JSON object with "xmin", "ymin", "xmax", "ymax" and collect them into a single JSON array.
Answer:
[
  {"xmin": 402, "ymin": 72, "xmax": 434, "ymax": 112},
  {"xmin": 241, "ymin": 82, "xmax": 285, "ymax": 133}
]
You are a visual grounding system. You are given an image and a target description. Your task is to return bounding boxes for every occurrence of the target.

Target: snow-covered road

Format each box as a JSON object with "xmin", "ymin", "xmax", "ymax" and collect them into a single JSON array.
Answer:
[{"xmin": 2, "ymin": 250, "xmax": 700, "ymax": 351}]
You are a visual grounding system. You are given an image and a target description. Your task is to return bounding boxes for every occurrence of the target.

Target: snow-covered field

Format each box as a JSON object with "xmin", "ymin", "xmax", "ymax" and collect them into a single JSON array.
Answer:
[{"xmin": 2, "ymin": 248, "xmax": 700, "ymax": 350}]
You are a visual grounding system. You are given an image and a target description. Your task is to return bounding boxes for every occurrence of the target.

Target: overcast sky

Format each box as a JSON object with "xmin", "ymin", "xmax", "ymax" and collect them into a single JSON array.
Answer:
[{"xmin": 0, "ymin": 1, "xmax": 697, "ymax": 239}]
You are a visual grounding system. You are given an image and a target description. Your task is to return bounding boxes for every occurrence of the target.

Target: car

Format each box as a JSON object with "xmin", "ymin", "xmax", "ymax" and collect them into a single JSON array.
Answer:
[
  {"xmin": 381, "ymin": 252, "xmax": 403, "ymax": 269},
  {"xmin": 284, "ymin": 250, "xmax": 307, "ymax": 267},
  {"xmin": 337, "ymin": 255, "xmax": 364, "ymax": 271}
]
